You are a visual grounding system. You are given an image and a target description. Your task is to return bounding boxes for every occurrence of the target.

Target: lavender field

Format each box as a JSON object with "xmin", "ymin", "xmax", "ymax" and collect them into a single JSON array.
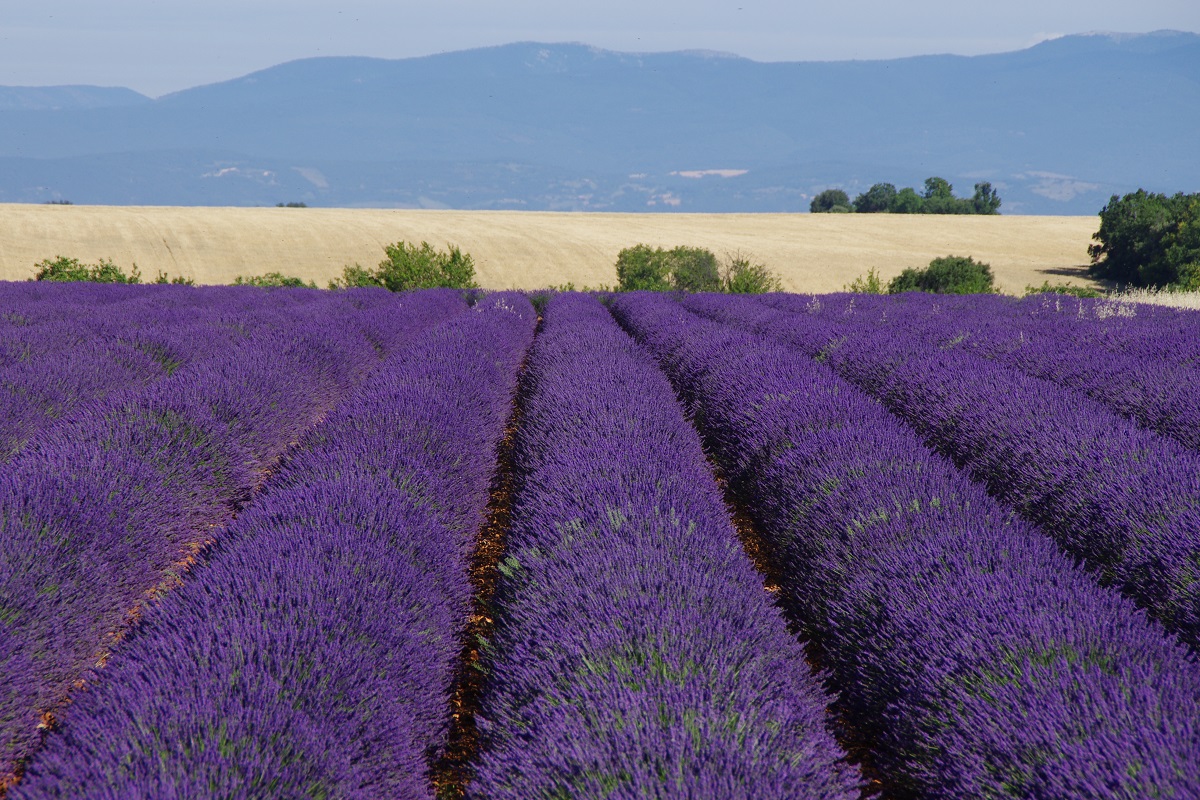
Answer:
[{"xmin": 1, "ymin": 282, "xmax": 1198, "ymax": 799}]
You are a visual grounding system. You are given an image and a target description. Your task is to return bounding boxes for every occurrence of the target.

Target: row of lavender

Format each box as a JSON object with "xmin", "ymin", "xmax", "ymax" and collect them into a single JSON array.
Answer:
[
  {"xmin": 14, "ymin": 292, "xmax": 534, "ymax": 797},
  {"xmin": 7, "ymin": 289, "xmax": 862, "ymax": 798},
  {"xmin": 471, "ymin": 293, "xmax": 857, "ymax": 798},
  {"xmin": 693, "ymin": 292, "xmax": 1200, "ymax": 650},
  {"xmin": 1, "ymin": 286, "xmax": 469, "ymax": 787},
  {"xmin": 613, "ymin": 292, "xmax": 1200, "ymax": 798},
  {"xmin": 780, "ymin": 291, "xmax": 1200, "ymax": 452},
  {"xmin": 6, "ymin": 284, "xmax": 1199, "ymax": 797},
  {"xmin": 0, "ymin": 284, "xmax": 443, "ymax": 461},
  {"xmin": 1036, "ymin": 293, "xmax": 1200, "ymax": 369},
  {"xmin": 0, "ymin": 285, "xmax": 278, "ymax": 459}
]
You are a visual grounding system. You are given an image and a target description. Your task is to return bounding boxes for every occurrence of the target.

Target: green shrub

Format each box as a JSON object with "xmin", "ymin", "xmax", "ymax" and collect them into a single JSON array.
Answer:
[
  {"xmin": 845, "ymin": 267, "xmax": 885, "ymax": 294},
  {"xmin": 330, "ymin": 263, "xmax": 383, "ymax": 289},
  {"xmin": 1175, "ymin": 259, "xmax": 1200, "ymax": 291},
  {"xmin": 669, "ymin": 247, "xmax": 722, "ymax": 292},
  {"xmin": 328, "ymin": 242, "xmax": 479, "ymax": 291},
  {"xmin": 615, "ymin": 245, "xmax": 673, "ymax": 292},
  {"xmin": 1023, "ymin": 281, "xmax": 1101, "ymax": 298},
  {"xmin": 152, "ymin": 270, "xmax": 195, "ymax": 285},
  {"xmin": 722, "ymin": 253, "xmax": 782, "ymax": 294},
  {"xmin": 616, "ymin": 245, "xmax": 781, "ymax": 294},
  {"xmin": 614, "ymin": 245, "xmax": 723, "ymax": 293},
  {"xmin": 232, "ymin": 272, "xmax": 317, "ymax": 288},
  {"xmin": 887, "ymin": 268, "xmax": 923, "ymax": 292},
  {"xmin": 888, "ymin": 255, "xmax": 994, "ymax": 294},
  {"xmin": 33, "ymin": 256, "xmax": 141, "ymax": 284},
  {"xmin": 374, "ymin": 241, "xmax": 478, "ymax": 291}
]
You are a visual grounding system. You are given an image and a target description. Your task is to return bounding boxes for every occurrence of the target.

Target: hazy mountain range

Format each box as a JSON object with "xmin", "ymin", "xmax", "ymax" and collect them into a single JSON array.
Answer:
[{"xmin": 1, "ymin": 30, "xmax": 1197, "ymax": 214}]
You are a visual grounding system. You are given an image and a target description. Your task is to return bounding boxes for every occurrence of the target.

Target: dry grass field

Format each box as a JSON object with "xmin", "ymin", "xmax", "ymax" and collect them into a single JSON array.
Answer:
[
  {"xmin": 0, "ymin": 204, "xmax": 1103, "ymax": 294},
  {"xmin": 1109, "ymin": 288, "xmax": 1200, "ymax": 310}
]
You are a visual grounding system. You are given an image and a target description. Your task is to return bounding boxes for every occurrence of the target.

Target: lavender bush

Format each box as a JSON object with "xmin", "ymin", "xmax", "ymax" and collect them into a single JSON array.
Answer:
[
  {"xmin": 685, "ymin": 292, "xmax": 1200, "ymax": 652},
  {"xmin": 0, "ymin": 286, "xmax": 467, "ymax": 785},
  {"xmin": 471, "ymin": 293, "xmax": 859, "ymax": 799},
  {"xmin": 12, "ymin": 291, "xmax": 530, "ymax": 798},
  {"xmin": 767, "ymin": 291, "xmax": 1200, "ymax": 452},
  {"xmin": 612, "ymin": 291, "xmax": 1200, "ymax": 799}
]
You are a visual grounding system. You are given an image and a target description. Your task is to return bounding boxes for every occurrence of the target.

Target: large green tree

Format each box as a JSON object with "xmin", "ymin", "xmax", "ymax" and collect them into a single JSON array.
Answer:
[
  {"xmin": 1088, "ymin": 190, "xmax": 1195, "ymax": 287},
  {"xmin": 1161, "ymin": 198, "xmax": 1200, "ymax": 289}
]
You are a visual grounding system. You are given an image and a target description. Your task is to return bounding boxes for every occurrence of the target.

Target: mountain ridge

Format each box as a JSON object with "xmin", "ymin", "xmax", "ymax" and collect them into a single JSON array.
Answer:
[{"xmin": 1, "ymin": 31, "xmax": 1196, "ymax": 213}]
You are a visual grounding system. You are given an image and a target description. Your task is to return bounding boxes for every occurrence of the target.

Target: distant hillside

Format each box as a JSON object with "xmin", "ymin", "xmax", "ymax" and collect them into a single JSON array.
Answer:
[
  {"xmin": 0, "ymin": 85, "xmax": 151, "ymax": 111},
  {"xmin": 0, "ymin": 31, "xmax": 1197, "ymax": 213}
]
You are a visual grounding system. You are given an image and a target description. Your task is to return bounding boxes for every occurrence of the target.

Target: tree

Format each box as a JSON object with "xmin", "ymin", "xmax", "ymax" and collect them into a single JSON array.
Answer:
[
  {"xmin": 853, "ymin": 183, "xmax": 897, "ymax": 213},
  {"xmin": 888, "ymin": 255, "xmax": 994, "ymax": 294},
  {"xmin": 921, "ymin": 177, "xmax": 961, "ymax": 214},
  {"xmin": 889, "ymin": 187, "xmax": 925, "ymax": 214},
  {"xmin": 971, "ymin": 182, "xmax": 1002, "ymax": 215},
  {"xmin": 922, "ymin": 177, "xmax": 952, "ymax": 199},
  {"xmin": 1088, "ymin": 190, "xmax": 1193, "ymax": 286},
  {"xmin": 1158, "ymin": 197, "xmax": 1200, "ymax": 290},
  {"xmin": 810, "ymin": 189, "xmax": 852, "ymax": 213},
  {"xmin": 813, "ymin": 178, "xmax": 1002, "ymax": 216}
]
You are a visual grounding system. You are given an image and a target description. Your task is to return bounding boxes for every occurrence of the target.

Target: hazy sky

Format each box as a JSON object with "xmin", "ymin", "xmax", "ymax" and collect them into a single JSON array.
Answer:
[{"xmin": 3, "ymin": 0, "xmax": 1198, "ymax": 97}]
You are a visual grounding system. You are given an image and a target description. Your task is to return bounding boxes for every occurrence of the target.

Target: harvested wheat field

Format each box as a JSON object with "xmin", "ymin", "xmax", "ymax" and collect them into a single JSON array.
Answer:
[{"xmin": 0, "ymin": 203, "xmax": 1101, "ymax": 293}]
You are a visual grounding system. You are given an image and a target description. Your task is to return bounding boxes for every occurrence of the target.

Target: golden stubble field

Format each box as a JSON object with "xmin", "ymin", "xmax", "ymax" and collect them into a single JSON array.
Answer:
[{"xmin": 0, "ymin": 204, "xmax": 1102, "ymax": 294}]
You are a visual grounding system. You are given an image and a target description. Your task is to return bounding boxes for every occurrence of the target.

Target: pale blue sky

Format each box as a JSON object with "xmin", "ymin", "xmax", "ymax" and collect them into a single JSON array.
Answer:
[{"xmin": 2, "ymin": 0, "xmax": 1198, "ymax": 96}]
